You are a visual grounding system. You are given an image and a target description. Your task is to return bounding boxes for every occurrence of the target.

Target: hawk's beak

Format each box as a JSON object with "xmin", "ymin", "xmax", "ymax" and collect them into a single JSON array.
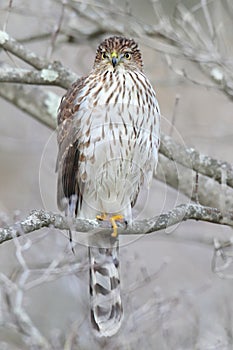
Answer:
[{"xmin": 111, "ymin": 51, "xmax": 119, "ymax": 67}]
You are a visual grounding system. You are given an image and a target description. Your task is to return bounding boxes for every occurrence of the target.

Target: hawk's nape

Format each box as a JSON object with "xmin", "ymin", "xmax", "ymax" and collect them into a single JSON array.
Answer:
[{"xmin": 56, "ymin": 36, "xmax": 160, "ymax": 337}]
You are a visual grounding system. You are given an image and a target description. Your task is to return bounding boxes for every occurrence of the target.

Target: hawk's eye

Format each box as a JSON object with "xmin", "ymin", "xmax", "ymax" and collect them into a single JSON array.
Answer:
[
  {"xmin": 125, "ymin": 52, "xmax": 131, "ymax": 60},
  {"xmin": 102, "ymin": 52, "xmax": 107, "ymax": 60}
]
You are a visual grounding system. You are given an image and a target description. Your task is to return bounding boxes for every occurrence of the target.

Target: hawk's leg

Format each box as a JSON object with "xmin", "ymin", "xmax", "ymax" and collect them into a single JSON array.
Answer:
[{"xmin": 68, "ymin": 228, "xmax": 75, "ymax": 254}]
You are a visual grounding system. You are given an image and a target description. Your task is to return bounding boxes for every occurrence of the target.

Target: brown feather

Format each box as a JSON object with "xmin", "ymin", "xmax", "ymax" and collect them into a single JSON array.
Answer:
[{"xmin": 56, "ymin": 76, "xmax": 86, "ymax": 212}]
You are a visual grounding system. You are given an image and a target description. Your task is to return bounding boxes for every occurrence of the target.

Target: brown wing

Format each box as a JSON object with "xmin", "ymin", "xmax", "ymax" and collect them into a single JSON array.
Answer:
[{"xmin": 56, "ymin": 76, "xmax": 86, "ymax": 214}]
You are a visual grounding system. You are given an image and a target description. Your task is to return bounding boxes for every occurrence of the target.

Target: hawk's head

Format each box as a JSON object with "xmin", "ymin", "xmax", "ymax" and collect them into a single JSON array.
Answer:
[{"xmin": 94, "ymin": 36, "xmax": 143, "ymax": 72}]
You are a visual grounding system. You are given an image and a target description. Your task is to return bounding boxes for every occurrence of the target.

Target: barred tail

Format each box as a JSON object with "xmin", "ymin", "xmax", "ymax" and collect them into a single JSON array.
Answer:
[{"xmin": 88, "ymin": 235, "xmax": 123, "ymax": 337}]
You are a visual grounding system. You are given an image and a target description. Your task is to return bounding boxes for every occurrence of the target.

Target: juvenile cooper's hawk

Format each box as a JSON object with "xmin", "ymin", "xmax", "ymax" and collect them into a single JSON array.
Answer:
[{"xmin": 56, "ymin": 36, "xmax": 160, "ymax": 337}]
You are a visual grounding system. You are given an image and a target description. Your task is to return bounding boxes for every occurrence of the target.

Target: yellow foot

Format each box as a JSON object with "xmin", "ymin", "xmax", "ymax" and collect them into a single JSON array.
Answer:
[
  {"xmin": 110, "ymin": 215, "xmax": 124, "ymax": 237},
  {"xmin": 96, "ymin": 213, "xmax": 124, "ymax": 237},
  {"xmin": 96, "ymin": 213, "xmax": 107, "ymax": 221}
]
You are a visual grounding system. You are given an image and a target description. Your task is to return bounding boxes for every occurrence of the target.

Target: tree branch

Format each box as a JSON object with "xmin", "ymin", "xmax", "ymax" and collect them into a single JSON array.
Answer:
[
  {"xmin": 0, "ymin": 83, "xmax": 58, "ymax": 129},
  {"xmin": 1, "ymin": 204, "xmax": 233, "ymax": 245},
  {"xmin": 0, "ymin": 30, "xmax": 47, "ymax": 69},
  {"xmin": 160, "ymin": 134, "xmax": 233, "ymax": 189},
  {"xmin": 0, "ymin": 31, "xmax": 77, "ymax": 89},
  {"xmin": 0, "ymin": 66, "xmax": 73, "ymax": 87},
  {"xmin": 157, "ymin": 154, "xmax": 233, "ymax": 210}
]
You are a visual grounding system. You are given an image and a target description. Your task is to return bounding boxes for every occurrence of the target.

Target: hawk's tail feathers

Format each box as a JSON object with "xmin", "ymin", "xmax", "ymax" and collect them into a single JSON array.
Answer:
[{"xmin": 88, "ymin": 242, "xmax": 123, "ymax": 337}]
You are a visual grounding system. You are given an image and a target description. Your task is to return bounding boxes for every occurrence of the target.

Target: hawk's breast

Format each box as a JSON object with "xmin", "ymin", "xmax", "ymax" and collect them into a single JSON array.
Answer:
[{"xmin": 72, "ymin": 69, "xmax": 160, "ymax": 214}]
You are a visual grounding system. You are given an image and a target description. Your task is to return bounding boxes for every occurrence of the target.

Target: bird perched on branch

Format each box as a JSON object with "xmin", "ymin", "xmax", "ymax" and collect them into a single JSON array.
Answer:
[{"xmin": 56, "ymin": 36, "xmax": 160, "ymax": 337}]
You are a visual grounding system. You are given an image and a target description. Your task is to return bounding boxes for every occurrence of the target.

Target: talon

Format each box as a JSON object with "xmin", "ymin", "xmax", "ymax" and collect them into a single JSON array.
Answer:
[
  {"xmin": 110, "ymin": 215, "xmax": 124, "ymax": 237},
  {"xmin": 96, "ymin": 213, "xmax": 107, "ymax": 221},
  {"xmin": 110, "ymin": 218, "xmax": 118, "ymax": 237}
]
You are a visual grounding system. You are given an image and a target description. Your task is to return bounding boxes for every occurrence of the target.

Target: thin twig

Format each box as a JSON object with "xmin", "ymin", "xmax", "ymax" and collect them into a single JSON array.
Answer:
[
  {"xmin": 2, "ymin": 0, "xmax": 13, "ymax": 32},
  {"xmin": 194, "ymin": 171, "xmax": 200, "ymax": 204},
  {"xmin": 46, "ymin": 0, "xmax": 66, "ymax": 59},
  {"xmin": 169, "ymin": 94, "xmax": 180, "ymax": 137}
]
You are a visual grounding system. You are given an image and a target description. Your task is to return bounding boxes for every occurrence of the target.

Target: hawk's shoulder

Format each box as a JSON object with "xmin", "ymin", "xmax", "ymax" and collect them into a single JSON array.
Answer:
[
  {"xmin": 58, "ymin": 76, "xmax": 86, "ymax": 126},
  {"xmin": 57, "ymin": 76, "xmax": 86, "ymax": 147}
]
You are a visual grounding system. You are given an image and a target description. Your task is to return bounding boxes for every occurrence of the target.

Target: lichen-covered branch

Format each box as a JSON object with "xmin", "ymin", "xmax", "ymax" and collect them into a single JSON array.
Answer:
[
  {"xmin": 0, "ymin": 31, "xmax": 77, "ymax": 89},
  {"xmin": 160, "ymin": 134, "xmax": 233, "ymax": 190},
  {"xmin": 1, "ymin": 204, "xmax": 233, "ymax": 245},
  {"xmin": 0, "ymin": 67, "xmax": 71, "ymax": 87},
  {"xmin": 157, "ymin": 154, "xmax": 233, "ymax": 210},
  {"xmin": 0, "ymin": 30, "xmax": 47, "ymax": 69}
]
